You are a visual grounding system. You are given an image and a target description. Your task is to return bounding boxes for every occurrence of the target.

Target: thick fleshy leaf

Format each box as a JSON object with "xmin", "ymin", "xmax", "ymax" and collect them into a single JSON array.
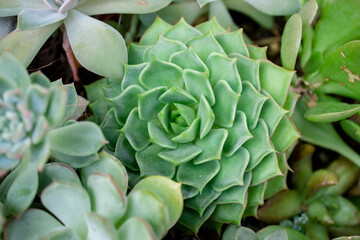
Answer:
[
  {"xmin": 194, "ymin": 129, "xmax": 228, "ymax": 164},
  {"xmin": 264, "ymin": 170, "xmax": 288, "ymax": 199},
  {"xmin": 87, "ymin": 174, "xmax": 126, "ymax": 224},
  {"xmin": 135, "ymin": 144, "xmax": 176, "ymax": 178},
  {"xmin": 223, "ymin": 111, "xmax": 252, "ymax": 157},
  {"xmin": 128, "ymin": 43, "xmax": 148, "ymax": 64},
  {"xmin": 132, "ymin": 175, "xmax": 183, "ymax": 228},
  {"xmin": 50, "ymin": 151, "xmax": 99, "ymax": 169},
  {"xmin": 179, "ymin": 204, "xmax": 216, "ymax": 234},
  {"xmin": 4, "ymin": 209, "xmax": 63, "ymax": 240},
  {"xmin": 64, "ymin": 10, "xmax": 127, "ymax": 78},
  {"xmin": 117, "ymin": 217, "xmax": 156, "ymax": 240},
  {"xmin": 211, "ymin": 148, "xmax": 250, "ymax": 191},
  {"xmin": 215, "ymin": 29, "xmax": 249, "ymax": 57},
  {"xmin": 320, "ymin": 41, "xmax": 360, "ymax": 95},
  {"xmin": 237, "ymin": 81, "xmax": 268, "ymax": 130},
  {"xmin": 120, "ymin": 189, "xmax": 168, "ymax": 239},
  {"xmin": 0, "ymin": 0, "xmax": 47, "ymax": 17},
  {"xmin": 170, "ymin": 47, "xmax": 209, "ymax": 72},
  {"xmin": 257, "ymin": 226, "xmax": 309, "ymax": 240},
  {"xmin": 247, "ymin": 182, "xmax": 267, "ymax": 206},
  {"xmin": 144, "ymin": 36, "xmax": 187, "ymax": 62},
  {"xmin": 271, "ymin": 115, "xmax": 300, "ymax": 154},
  {"xmin": 215, "ymin": 172, "xmax": 251, "ymax": 205},
  {"xmin": 177, "ymin": 160, "xmax": 220, "ymax": 193},
  {"xmin": 259, "ymin": 60, "xmax": 294, "ymax": 106},
  {"xmin": 140, "ymin": 58, "xmax": 183, "ymax": 89},
  {"xmin": 158, "ymin": 143, "xmax": 202, "ymax": 166},
  {"xmin": 172, "ymin": 118, "xmax": 200, "ymax": 143},
  {"xmin": 100, "ymin": 109, "xmax": 122, "ymax": 149},
  {"xmin": 250, "ymin": 153, "xmax": 282, "ymax": 186},
  {"xmin": 121, "ymin": 63, "xmax": 148, "ymax": 90},
  {"xmin": 122, "ymin": 108, "xmax": 150, "ymax": 151},
  {"xmin": 39, "ymin": 163, "xmax": 81, "ymax": 193},
  {"xmin": 206, "ymin": 53, "xmax": 242, "ymax": 93},
  {"xmin": 185, "ymin": 185, "xmax": 221, "ymax": 217},
  {"xmin": 223, "ymin": 225, "xmax": 256, "ymax": 240},
  {"xmin": 184, "ymin": 70, "xmax": 215, "ymax": 106},
  {"xmin": 211, "ymin": 203, "xmax": 246, "ymax": 225},
  {"xmin": 81, "ymin": 151, "xmax": 128, "ymax": 192},
  {"xmin": 75, "ymin": 0, "xmax": 172, "ymax": 15},
  {"xmin": 258, "ymin": 190, "xmax": 302, "ymax": 224},
  {"xmin": 164, "ymin": 18, "xmax": 202, "ymax": 43},
  {"xmin": 139, "ymin": 87, "xmax": 166, "ymax": 120},
  {"xmin": 17, "ymin": 9, "xmax": 66, "ymax": 31},
  {"xmin": 186, "ymin": 31, "xmax": 226, "ymax": 62},
  {"xmin": 85, "ymin": 213, "xmax": 117, "ymax": 240},
  {"xmin": 148, "ymin": 122, "xmax": 177, "ymax": 149},
  {"xmin": 49, "ymin": 121, "xmax": 105, "ymax": 156},
  {"xmin": 241, "ymin": 0, "xmax": 301, "ymax": 16},
  {"xmin": 304, "ymin": 102, "xmax": 360, "ymax": 122},
  {"xmin": 313, "ymin": 0, "xmax": 360, "ymax": 56},
  {"xmin": 299, "ymin": 0, "xmax": 318, "ymax": 30},
  {"xmin": 110, "ymin": 85, "xmax": 144, "ymax": 125},
  {"xmin": 341, "ymin": 120, "xmax": 360, "ymax": 143},
  {"xmin": 196, "ymin": 18, "xmax": 226, "ymax": 34},
  {"xmin": 41, "ymin": 182, "xmax": 91, "ymax": 239},
  {"xmin": 281, "ymin": 14, "xmax": 302, "ymax": 70},
  {"xmin": 4, "ymin": 161, "xmax": 38, "ymax": 216},
  {"xmin": 41, "ymin": 228, "xmax": 81, "ymax": 240},
  {"xmin": 305, "ymin": 169, "xmax": 338, "ymax": 197},
  {"xmin": 243, "ymin": 119, "xmax": 275, "ymax": 170},
  {"xmin": 247, "ymin": 45, "xmax": 267, "ymax": 59},
  {"xmin": 293, "ymin": 99, "xmax": 360, "ymax": 167},
  {"xmin": 159, "ymin": 86, "xmax": 197, "ymax": 105},
  {"xmin": 212, "ymin": 80, "xmax": 240, "ymax": 128},
  {"xmin": 0, "ymin": 52, "xmax": 31, "ymax": 92}
]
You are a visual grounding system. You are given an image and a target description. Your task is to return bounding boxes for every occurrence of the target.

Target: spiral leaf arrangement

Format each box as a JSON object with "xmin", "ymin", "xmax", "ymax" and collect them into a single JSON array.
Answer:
[{"xmin": 87, "ymin": 17, "xmax": 300, "ymax": 232}]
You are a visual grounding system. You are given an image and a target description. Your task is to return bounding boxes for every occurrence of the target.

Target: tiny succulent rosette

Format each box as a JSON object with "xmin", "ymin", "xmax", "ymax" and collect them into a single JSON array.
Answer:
[
  {"xmin": 3, "ymin": 151, "xmax": 183, "ymax": 240},
  {"xmin": 87, "ymin": 17, "xmax": 300, "ymax": 232},
  {"xmin": 0, "ymin": 52, "xmax": 106, "ymax": 220}
]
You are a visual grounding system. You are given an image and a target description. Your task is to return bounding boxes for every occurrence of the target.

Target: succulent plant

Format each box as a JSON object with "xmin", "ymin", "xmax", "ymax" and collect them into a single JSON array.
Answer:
[
  {"xmin": 257, "ymin": 144, "xmax": 360, "ymax": 239},
  {"xmin": 86, "ymin": 17, "xmax": 300, "ymax": 232},
  {"xmin": 0, "ymin": 52, "xmax": 105, "ymax": 219},
  {"xmin": 293, "ymin": 0, "xmax": 360, "ymax": 167},
  {"xmin": 3, "ymin": 151, "xmax": 183, "ymax": 240},
  {"xmin": 0, "ymin": 0, "xmax": 172, "ymax": 78}
]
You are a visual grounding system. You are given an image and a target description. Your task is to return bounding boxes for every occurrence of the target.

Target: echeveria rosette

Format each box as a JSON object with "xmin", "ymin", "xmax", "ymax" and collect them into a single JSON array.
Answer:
[
  {"xmin": 0, "ymin": 52, "xmax": 106, "ymax": 218},
  {"xmin": 87, "ymin": 17, "xmax": 300, "ymax": 232},
  {"xmin": 3, "ymin": 151, "xmax": 183, "ymax": 240},
  {"xmin": 0, "ymin": 0, "xmax": 172, "ymax": 78}
]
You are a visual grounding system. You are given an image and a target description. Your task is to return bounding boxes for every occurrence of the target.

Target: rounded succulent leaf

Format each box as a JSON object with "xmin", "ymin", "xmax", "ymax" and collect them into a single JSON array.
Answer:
[{"xmin": 89, "ymin": 17, "xmax": 299, "ymax": 232}]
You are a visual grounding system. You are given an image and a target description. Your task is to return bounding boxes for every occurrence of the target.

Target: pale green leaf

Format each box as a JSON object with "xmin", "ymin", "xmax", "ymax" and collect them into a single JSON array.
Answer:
[
  {"xmin": 281, "ymin": 14, "xmax": 302, "ymax": 70},
  {"xmin": 64, "ymin": 10, "xmax": 127, "ymax": 78}
]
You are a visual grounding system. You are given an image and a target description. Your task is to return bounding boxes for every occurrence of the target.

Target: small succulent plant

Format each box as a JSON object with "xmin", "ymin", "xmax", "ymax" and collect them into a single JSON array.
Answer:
[
  {"xmin": 0, "ymin": 52, "xmax": 105, "ymax": 220},
  {"xmin": 257, "ymin": 144, "xmax": 360, "ymax": 239},
  {"xmin": 293, "ymin": 0, "xmax": 360, "ymax": 167},
  {"xmin": 3, "ymin": 151, "xmax": 183, "ymax": 240},
  {"xmin": 87, "ymin": 17, "xmax": 300, "ymax": 232}
]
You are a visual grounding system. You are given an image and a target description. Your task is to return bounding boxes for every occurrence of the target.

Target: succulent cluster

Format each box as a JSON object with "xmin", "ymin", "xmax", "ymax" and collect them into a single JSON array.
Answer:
[
  {"xmin": 3, "ymin": 151, "xmax": 183, "ymax": 240},
  {"xmin": 257, "ymin": 144, "xmax": 360, "ymax": 239},
  {"xmin": 87, "ymin": 17, "xmax": 300, "ymax": 231},
  {"xmin": 0, "ymin": 53, "xmax": 67, "ymax": 176},
  {"xmin": 0, "ymin": 52, "xmax": 106, "ymax": 225}
]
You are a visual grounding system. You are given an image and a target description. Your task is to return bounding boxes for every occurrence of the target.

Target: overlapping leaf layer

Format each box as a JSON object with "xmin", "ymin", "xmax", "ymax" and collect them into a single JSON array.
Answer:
[{"xmin": 87, "ymin": 17, "xmax": 300, "ymax": 232}]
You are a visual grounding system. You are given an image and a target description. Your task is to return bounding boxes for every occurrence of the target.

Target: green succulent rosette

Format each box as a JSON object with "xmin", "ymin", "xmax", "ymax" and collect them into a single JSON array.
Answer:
[
  {"xmin": 0, "ymin": 52, "xmax": 105, "ymax": 220},
  {"xmin": 87, "ymin": 17, "xmax": 300, "ymax": 232},
  {"xmin": 3, "ymin": 151, "xmax": 183, "ymax": 240}
]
